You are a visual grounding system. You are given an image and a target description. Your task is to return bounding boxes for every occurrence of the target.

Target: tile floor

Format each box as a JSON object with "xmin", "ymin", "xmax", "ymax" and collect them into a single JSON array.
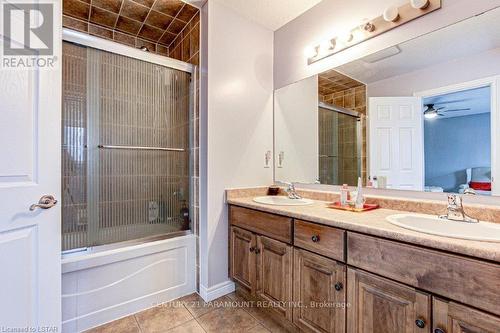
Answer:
[{"xmin": 85, "ymin": 292, "xmax": 296, "ymax": 333}]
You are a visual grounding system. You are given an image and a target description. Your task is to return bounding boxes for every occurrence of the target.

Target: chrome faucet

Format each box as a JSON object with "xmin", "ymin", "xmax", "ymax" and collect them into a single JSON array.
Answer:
[
  {"xmin": 439, "ymin": 194, "xmax": 479, "ymax": 223},
  {"xmin": 276, "ymin": 181, "xmax": 302, "ymax": 199}
]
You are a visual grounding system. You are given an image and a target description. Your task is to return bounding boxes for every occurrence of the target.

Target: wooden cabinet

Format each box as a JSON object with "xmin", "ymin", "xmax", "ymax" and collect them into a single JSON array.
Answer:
[
  {"xmin": 228, "ymin": 205, "xmax": 500, "ymax": 332},
  {"xmin": 229, "ymin": 225, "xmax": 293, "ymax": 320},
  {"xmin": 347, "ymin": 233, "xmax": 500, "ymax": 316},
  {"xmin": 347, "ymin": 268, "xmax": 431, "ymax": 333},
  {"xmin": 432, "ymin": 298, "xmax": 500, "ymax": 333},
  {"xmin": 256, "ymin": 235, "xmax": 293, "ymax": 320},
  {"xmin": 230, "ymin": 226, "xmax": 256, "ymax": 294},
  {"xmin": 293, "ymin": 248, "xmax": 346, "ymax": 333}
]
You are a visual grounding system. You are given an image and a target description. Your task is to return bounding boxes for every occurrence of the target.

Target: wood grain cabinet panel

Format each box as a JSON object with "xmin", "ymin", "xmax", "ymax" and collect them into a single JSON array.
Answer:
[
  {"xmin": 229, "ymin": 206, "xmax": 292, "ymax": 243},
  {"xmin": 230, "ymin": 226, "xmax": 256, "ymax": 294},
  {"xmin": 432, "ymin": 298, "xmax": 500, "ymax": 333},
  {"xmin": 293, "ymin": 248, "xmax": 346, "ymax": 333},
  {"xmin": 294, "ymin": 219, "xmax": 345, "ymax": 261},
  {"xmin": 347, "ymin": 268, "xmax": 431, "ymax": 333},
  {"xmin": 256, "ymin": 235, "xmax": 293, "ymax": 321},
  {"xmin": 347, "ymin": 232, "xmax": 500, "ymax": 316}
]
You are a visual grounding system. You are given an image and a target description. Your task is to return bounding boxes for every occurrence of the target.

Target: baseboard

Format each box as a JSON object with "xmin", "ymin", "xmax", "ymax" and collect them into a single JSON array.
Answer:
[{"xmin": 199, "ymin": 280, "xmax": 235, "ymax": 302}]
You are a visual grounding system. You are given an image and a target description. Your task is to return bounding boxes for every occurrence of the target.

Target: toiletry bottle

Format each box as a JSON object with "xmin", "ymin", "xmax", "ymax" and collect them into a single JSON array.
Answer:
[
  {"xmin": 180, "ymin": 200, "xmax": 190, "ymax": 230},
  {"xmin": 372, "ymin": 176, "xmax": 378, "ymax": 189},
  {"xmin": 355, "ymin": 177, "xmax": 364, "ymax": 209},
  {"xmin": 367, "ymin": 176, "xmax": 373, "ymax": 188},
  {"xmin": 340, "ymin": 184, "xmax": 349, "ymax": 206}
]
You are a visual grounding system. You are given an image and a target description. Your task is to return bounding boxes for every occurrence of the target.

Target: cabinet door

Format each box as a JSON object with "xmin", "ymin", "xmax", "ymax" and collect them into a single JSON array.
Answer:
[
  {"xmin": 433, "ymin": 298, "xmax": 500, "ymax": 333},
  {"xmin": 347, "ymin": 268, "xmax": 431, "ymax": 333},
  {"xmin": 256, "ymin": 235, "xmax": 293, "ymax": 320},
  {"xmin": 230, "ymin": 226, "xmax": 256, "ymax": 294},
  {"xmin": 293, "ymin": 248, "xmax": 346, "ymax": 333}
]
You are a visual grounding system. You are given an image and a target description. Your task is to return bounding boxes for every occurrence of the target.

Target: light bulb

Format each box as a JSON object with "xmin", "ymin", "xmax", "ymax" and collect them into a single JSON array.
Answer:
[
  {"xmin": 424, "ymin": 112, "xmax": 438, "ymax": 119},
  {"xmin": 318, "ymin": 39, "xmax": 335, "ymax": 55},
  {"xmin": 383, "ymin": 6, "xmax": 400, "ymax": 22},
  {"xmin": 410, "ymin": 0, "xmax": 430, "ymax": 10},
  {"xmin": 304, "ymin": 45, "xmax": 317, "ymax": 58},
  {"xmin": 338, "ymin": 29, "xmax": 354, "ymax": 43}
]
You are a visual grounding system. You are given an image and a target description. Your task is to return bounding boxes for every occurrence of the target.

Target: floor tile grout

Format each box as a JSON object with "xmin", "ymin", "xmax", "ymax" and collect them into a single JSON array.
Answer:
[{"xmin": 133, "ymin": 314, "xmax": 143, "ymax": 333}]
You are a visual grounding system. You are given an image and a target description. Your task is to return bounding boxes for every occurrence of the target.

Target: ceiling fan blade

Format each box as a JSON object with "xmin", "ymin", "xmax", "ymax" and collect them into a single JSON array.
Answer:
[
  {"xmin": 443, "ymin": 108, "xmax": 471, "ymax": 112},
  {"xmin": 432, "ymin": 98, "xmax": 473, "ymax": 105}
]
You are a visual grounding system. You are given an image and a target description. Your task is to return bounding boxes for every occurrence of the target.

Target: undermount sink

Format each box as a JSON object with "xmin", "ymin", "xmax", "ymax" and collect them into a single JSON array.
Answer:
[
  {"xmin": 253, "ymin": 196, "xmax": 314, "ymax": 206},
  {"xmin": 386, "ymin": 213, "xmax": 500, "ymax": 242}
]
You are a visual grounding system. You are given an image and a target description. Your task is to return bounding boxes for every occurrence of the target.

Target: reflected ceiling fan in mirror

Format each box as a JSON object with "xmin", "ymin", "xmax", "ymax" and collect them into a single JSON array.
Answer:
[{"xmin": 423, "ymin": 103, "xmax": 471, "ymax": 119}]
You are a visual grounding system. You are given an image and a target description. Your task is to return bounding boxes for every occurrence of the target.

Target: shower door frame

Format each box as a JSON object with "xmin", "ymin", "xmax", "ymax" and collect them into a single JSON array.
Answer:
[{"xmin": 62, "ymin": 29, "xmax": 197, "ymax": 254}]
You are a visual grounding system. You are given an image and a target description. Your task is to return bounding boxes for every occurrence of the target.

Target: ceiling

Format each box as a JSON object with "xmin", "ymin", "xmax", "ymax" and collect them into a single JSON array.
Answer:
[
  {"xmin": 336, "ymin": 7, "xmax": 500, "ymax": 84},
  {"xmin": 423, "ymin": 86, "xmax": 491, "ymax": 119},
  {"xmin": 63, "ymin": 0, "xmax": 199, "ymax": 48},
  {"xmin": 215, "ymin": 0, "xmax": 323, "ymax": 31}
]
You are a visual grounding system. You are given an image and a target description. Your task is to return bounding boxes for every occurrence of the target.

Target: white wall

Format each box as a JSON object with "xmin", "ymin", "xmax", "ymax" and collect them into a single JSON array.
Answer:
[
  {"xmin": 367, "ymin": 47, "xmax": 500, "ymax": 97},
  {"xmin": 274, "ymin": 75, "xmax": 319, "ymax": 183},
  {"xmin": 273, "ymin": 0, "xmax": 500, "ymax": 89},
  {"xmin": 200, "ymin": 0, "xmax": 274, "ymax": 296}
]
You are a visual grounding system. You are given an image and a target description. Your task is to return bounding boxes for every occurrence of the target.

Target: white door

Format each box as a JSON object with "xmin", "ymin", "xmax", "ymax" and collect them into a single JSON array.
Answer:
[
  {"xmin": 0, "ymin": 2, "xmax": 62, "ymax": 330},
  {"xmin": 369, "ymin": 97, "xmax": 424, "ymax": 191}
]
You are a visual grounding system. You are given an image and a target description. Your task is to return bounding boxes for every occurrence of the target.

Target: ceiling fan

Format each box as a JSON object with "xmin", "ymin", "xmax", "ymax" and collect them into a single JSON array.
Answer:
[{"xmin": 423, "ymin": 103, "xmax": 471, "ymax": 119}]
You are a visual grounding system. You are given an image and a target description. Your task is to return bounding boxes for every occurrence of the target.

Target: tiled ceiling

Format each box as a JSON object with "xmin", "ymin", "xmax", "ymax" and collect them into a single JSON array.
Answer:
[
  {"xmin": 63, "ymin": 0, "xmax": 199, "ymax": 48},
  {"xmin": 318, "ymin": 69, "xmax": 365, "ymax": 96}
]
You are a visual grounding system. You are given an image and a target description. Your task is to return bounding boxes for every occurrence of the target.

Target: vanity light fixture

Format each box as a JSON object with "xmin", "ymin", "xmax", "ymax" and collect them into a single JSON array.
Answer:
[{"xmin": 307, "ymin": 0, "xmax": 441, "ymax": 64}]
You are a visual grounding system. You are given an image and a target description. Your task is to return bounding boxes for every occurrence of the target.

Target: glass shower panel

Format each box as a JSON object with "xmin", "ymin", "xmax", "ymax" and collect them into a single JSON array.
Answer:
[
  {"xmin": 62, "ymin": 42, "xmax": 192, "ymax": 251},
  {"xmin": 318, "ymin": 107, "xmax": 360, "ymax": 186}
]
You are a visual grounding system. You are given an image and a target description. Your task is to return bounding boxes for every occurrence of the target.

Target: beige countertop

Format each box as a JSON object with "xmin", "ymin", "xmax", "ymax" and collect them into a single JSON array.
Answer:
[{"xmin": 227, "ymin": 196, "xmax": 500, "ymax": 263}]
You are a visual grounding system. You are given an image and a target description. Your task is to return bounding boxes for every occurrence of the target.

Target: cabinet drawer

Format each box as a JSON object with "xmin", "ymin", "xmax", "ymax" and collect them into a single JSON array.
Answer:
[
  {"xmin": 229, "ymin": 206, "xmax": 292, "ymax": 243},
  {"xmin": 294, "ymin": 220, "xmax": 345, "ymax": 261},
  {"xmin": 347, "ymin": 232, "xmax": 500, "ymax": 316}
]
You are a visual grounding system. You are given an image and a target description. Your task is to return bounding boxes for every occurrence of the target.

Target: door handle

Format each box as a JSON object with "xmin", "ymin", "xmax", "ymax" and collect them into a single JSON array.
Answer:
[{"xmin": 30, "ymin": 195, "xmax": 58, "ymax": 211}]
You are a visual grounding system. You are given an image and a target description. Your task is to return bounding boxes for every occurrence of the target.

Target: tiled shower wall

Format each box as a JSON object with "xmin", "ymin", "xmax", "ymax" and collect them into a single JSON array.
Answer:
[{"xmin": 320, "ymin": 85, "xmax": 367, "ymax": 185}]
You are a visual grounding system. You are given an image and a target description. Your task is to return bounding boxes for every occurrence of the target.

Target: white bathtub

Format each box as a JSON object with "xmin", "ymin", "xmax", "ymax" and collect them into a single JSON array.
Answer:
[{"xmin": 61, "ymin": 234, "xmax": 196, "ymax": 332}]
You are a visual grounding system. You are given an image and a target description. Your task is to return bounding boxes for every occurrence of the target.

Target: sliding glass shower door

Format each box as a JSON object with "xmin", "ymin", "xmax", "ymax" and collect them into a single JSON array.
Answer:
[
  {"xmin": 62, "ymin": 42, "xmax": 193, "ymax": 251},
  {"xmin": 318, "ymin": 104, "xmax": 361, "ymax": 186}
]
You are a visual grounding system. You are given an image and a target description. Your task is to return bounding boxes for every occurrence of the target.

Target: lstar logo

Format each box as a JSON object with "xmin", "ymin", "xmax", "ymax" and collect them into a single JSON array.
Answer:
[{"xmin": 1, "ymin": 1, "xmax": 57, "ymax": 69}]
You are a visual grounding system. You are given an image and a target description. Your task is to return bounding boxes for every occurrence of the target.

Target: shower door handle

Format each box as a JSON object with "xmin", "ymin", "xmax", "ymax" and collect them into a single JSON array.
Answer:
[{"xmin": 30, "ymin": 195, "xmax": 58, "ymax": 211}]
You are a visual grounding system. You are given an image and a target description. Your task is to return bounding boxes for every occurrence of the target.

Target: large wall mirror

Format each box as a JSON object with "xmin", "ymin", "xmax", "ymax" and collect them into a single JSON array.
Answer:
[{"xmin": 274, "ymin": 7, "xmax": 500, "ymax": 197}]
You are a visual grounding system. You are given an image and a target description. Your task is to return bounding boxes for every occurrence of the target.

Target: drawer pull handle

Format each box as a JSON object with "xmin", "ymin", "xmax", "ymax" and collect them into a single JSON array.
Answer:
[
  {"xmin": 434, "ymin": 329, "xmax": 445, "ymax": 333},
  {"xmin": 249, "ymin": 247, "xmax": 255, "ymax": 253},
  {"xmin": 254, "ymin": 248, "xmax": 261, "ymax": 254},
  {"xmin": 415, "ymin": 319, "xmax": 426, "ymax": 329},
  {"xmin": 334, "ymin": 282, "xmax": 343, "ymax": 291},
  {"xmin": 311, "ymin": 235, "xmax": 320, "ymax": 242}
]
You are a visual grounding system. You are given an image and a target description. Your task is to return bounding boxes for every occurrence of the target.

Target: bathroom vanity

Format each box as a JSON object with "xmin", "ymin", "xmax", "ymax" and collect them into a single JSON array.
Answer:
[{"xmin": 227, "ymin": 197, "xmax": 500, "ymax": 333}]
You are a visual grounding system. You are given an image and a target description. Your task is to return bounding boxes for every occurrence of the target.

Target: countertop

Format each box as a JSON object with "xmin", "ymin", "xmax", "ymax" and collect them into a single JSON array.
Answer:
[{"xmin": 227, "ymin": 197, "xmax": 500, "ymax": 263}]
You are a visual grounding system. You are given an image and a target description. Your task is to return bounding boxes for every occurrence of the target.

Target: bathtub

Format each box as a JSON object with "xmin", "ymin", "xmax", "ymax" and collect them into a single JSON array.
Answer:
[{"xmin": 61, "ymin": 233, "xmax": 196, "ymax": 332}]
